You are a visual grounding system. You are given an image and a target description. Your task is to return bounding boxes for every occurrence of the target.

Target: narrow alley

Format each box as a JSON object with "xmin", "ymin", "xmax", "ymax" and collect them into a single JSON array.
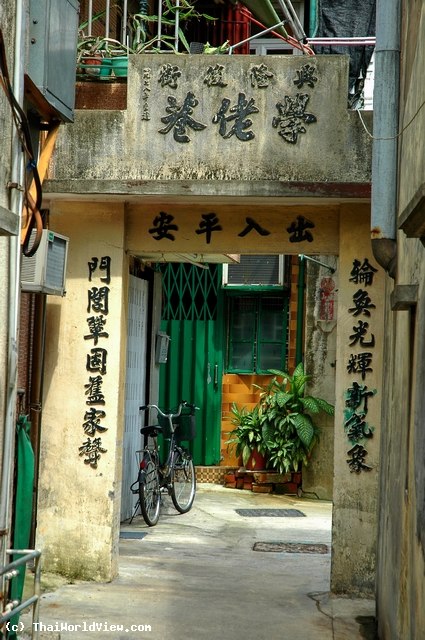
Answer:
[{"xmin": 19, "ymin": 487, "xmax": 375, "ymax": 640}]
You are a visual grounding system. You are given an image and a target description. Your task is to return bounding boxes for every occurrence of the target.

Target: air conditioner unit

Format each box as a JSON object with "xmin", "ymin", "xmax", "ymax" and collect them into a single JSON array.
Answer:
[
  {"xmin": 21, "ymin": 230, "xmax": 69, "ymax": 296},
  {"xmin": 222, "ymin": 255, "xmax": 285, "ymax": 288}
]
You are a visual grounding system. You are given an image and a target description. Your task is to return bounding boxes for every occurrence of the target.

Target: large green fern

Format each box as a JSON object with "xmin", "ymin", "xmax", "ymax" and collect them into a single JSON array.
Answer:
[{"xmin": 257, "ymin": 363, "xmax": 334, "ymax": 474}]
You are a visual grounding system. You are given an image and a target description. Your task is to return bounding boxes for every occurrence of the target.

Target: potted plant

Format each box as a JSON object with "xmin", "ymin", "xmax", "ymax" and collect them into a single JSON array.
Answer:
[
  {"xmin": 77, "ymin": 1, "xmax": 229, "ymax": 80},
  {"xmin": 257, "ymin": 362, "xmax": 335, "ymax": 474},
  {"xmin": 128, "ymin": 0, "xmax": 218, "ymax": 54},
  {"xmin": 227, "ymin": 403, "xmax": 267, "ymax": 470}
]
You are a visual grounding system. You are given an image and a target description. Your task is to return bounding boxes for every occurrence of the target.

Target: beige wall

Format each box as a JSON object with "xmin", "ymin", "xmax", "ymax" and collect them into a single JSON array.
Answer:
[
  {"xmin": 303, "ymin": 255, "xmax": 338, "ymax": 500},
  {"xmin": 37, "ymin": 202, "xmax": 127, "ymax": 581},
  {"xmin": 36, "ymin": 200, "xmax": 385, "ymax": 597},
  {"xmin": 377, "ymin": 232, "xmax": 425, "ymax": 639},
  {"xmin": 331, "ymin": 205, "xmax": 385, "ymax": 595},
  {"xmin": 376, "ymin": 4, "xmax": 425, "ymax": 637}
]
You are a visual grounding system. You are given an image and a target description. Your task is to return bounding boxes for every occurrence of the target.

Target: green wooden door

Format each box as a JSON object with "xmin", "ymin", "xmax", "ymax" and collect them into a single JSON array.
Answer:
[{"xmin": 158, "ymin": 263, "xmax": 223, "ymax": 465}]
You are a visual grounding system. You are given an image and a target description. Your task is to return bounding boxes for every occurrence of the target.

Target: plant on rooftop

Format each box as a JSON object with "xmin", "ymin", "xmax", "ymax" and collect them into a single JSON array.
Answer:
[
  {"xmin": 128, "ymin": 0, "xmax": 220, "ymax": 53},
  {"xmin": 77, "ymin": 1, "xmax": 229, "ymax": 80}
]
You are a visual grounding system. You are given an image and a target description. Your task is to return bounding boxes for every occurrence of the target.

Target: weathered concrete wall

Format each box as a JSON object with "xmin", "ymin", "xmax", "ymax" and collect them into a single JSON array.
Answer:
[
  {"xmin": 0, "ymin": 2, "xmax": 16, "ymax": 480},
  {"xmin": 376, "ymin": 4, "xmax": 425, "ymax": 638},
  {"xmin": 331, "ymin": 205, "xmax": 385, "ymax": 596},
  {"xmin": 37, "ymin": 202, "xmax": 128, "ymax": 581},
  {"xmin": 0, "ymin": 3, "xmax": 19, "ymax": 237},
  {"xmin": 303, "ymin": 255, "xmax": 338, "ymax": 500},
  {"xmin": 0, "ymin": 2, "xmax": 14, "ymax": 216},
  {"xmin": 376, "ymin": 233, "xmax": 425, "ymax": 639},
  {"xmin": 398, "ymin": 3, "xmax": 425, "ymax": 224},
  {"xmin": 46, "ymin": 54, "xmax": 371, "ymax": 195}
]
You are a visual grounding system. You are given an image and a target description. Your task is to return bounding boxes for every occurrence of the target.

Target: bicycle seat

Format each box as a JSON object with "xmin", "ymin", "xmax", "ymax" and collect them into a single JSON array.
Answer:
[{"xmin": 140, "ymin": 425, "xmax": 163, "ymax": 438}]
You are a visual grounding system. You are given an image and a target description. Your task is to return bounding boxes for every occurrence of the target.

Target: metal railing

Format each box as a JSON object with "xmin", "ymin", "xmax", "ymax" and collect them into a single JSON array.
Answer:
[
  {"xmin": 0, "ymin": 549, "xmax": 41, "ymax": 639},
  {"xmin": 82, "ymin": 0, "xmax": 180, "ymax": 51}
]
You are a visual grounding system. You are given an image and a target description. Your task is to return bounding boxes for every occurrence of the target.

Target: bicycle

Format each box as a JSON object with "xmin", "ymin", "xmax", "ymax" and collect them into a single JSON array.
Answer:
[{"xmin": 129, "ymin": 401, "xmax": 198, "ymax": 527}]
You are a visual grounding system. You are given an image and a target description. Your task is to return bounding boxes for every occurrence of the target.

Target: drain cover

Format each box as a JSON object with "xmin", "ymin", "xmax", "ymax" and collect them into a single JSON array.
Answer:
[
  {"xmin": 120, "ymin": 531, "xmax": 147, "ymax": 540},
  {"xmin": 236, "ymin": 508, "xmax": 306, "ymax": 518},
  {"xmin": 253, "ymin": 542, "xmax": 329, "ymax": 554}
]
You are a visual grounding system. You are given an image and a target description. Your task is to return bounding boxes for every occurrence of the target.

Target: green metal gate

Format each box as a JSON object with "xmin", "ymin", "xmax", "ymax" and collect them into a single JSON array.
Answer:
[{"xmin": 158, "ymin": 263, "xmax": 223, "ymax": 465}]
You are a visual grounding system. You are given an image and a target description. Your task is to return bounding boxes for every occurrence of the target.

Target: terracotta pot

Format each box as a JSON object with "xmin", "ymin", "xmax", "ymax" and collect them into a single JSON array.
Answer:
[
  {"xmin": 82, "ymin": 55, "xmax": 102, "ymax": 77},
  {"xmin": 246, "ymin": 449, "xmax": 267, "ymax": 470}
]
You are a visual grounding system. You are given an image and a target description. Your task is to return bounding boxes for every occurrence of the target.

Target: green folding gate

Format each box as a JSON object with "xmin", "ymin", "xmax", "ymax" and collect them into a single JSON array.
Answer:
[{"xmin": 159, "ymin": 263, "xmax": 223, "ymax": 465}]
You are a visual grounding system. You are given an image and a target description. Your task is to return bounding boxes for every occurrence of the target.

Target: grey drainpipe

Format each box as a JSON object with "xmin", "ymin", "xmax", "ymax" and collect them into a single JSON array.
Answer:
[{"xmin": 371, "ymin": 0, "xmax": 401, "ymax": 278}]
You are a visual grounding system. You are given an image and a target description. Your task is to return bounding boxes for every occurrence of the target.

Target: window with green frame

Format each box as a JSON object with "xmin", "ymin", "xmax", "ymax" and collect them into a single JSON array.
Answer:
[{"xmin": 226, "ymin": 294, "xmax": 289, "ymax": 373}]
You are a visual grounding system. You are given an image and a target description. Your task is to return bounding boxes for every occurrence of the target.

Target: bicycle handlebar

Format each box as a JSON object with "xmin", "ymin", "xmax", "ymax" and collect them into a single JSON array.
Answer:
[{"xmin": 139, "ymin": 401, "xmax": 199, "ymax": 418}]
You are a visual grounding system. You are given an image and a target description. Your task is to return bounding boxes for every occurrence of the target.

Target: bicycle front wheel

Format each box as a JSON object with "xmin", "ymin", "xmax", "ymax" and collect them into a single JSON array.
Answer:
[
  {"xmin": 139, "ymin": 460, "xmax": 160, "ymax": 526},
  {"xmin": 170, "ymin": 449, "xmax": 196, "ymax": 513}
]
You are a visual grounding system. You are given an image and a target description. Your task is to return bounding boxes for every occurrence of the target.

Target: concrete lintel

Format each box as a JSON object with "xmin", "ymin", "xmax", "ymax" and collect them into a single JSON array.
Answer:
[
  {"xmin": 0, "ymin": 204, "xmax": 19, "ymax": 236},
  {"xmin": 390, "ymin": 284, "xmax": 419, "ymax": 310},
  {"xmin": 43, "ymin": 179, "xmax": 371, "ymax": 202}
]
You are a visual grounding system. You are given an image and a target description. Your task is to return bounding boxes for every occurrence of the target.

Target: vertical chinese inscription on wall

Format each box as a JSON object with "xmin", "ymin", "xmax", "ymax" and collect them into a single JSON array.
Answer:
[
  {"xmin": 79, "ymin": 256, "xmax": 111, "ymax": 468},
  {"xmin": 344, "ymin": 258, "xmax": 379, "ymax": 473}
]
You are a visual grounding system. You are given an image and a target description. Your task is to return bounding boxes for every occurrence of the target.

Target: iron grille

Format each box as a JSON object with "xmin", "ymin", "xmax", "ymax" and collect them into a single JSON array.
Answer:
[{"xmin": 161, "ymin": 263, "xmax": 221, "ymax": 321}]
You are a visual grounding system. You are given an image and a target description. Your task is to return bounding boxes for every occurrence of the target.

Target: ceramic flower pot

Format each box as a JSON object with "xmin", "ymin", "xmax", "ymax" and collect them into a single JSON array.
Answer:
[
  {"xmin": 246, "ymin": 449, "xmax": 267, "ymax": 470},
  {"xmin": 82, "ymin": 55, "xmax": 102, "ymax": 77},
  {"xmin": 111, "ymin": 56, "xmax": 128, "ymax": 78}
]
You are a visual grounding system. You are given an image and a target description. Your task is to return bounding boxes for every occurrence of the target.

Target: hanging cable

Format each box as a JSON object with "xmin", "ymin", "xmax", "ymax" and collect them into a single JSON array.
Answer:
[{"xmin": 0, "ymin": 27, "xmax": 45, "ymax": 256}]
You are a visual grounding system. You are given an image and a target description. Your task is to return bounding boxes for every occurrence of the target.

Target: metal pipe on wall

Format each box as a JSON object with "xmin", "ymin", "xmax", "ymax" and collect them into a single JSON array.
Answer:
[
  {"xmin": 0, "ymin": 0, "xmax": 25, "ymax": 601},
  {"xmin": 371, "ymin": 0, "xmax": 401, "ymax": 277},
  {"xmin": 275, "ymin": 0, "xmax": 306, "ymax": 42},
  {"xmin": 174, "ymin": 0, "xmax": 180, "ymax": 51},
  {"xmin": 295, "ymin": 255, "xmax": 306, "ymax": 366},
  {"xmin": 309, "ymin": 0, "xmax": 318, "ymax": 37}
]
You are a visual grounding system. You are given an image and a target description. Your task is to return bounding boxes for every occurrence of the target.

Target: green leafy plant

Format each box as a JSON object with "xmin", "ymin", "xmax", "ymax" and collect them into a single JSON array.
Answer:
[
  {"xmin": 257, "ymin": 362, "xmax": 335, "ymax": 474},
  {"xmin": 128, "ymin": 0, "xmax": 219, "ymax": 53},
  {"xmin": 227, "ymin": 403, "xmax": 266, "ymax": 467}
]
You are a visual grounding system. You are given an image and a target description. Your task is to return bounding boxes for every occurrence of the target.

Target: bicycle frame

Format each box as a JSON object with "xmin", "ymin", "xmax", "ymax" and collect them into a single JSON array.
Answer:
[{"xmin": 129, "ymin": 401, "xmax": 198, "ymax": 525}]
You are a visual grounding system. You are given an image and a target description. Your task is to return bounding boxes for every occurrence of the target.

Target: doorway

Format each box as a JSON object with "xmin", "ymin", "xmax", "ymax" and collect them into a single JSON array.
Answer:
[
  {"xmin": 121, "ymin": 274, "xmax": 149, "ymax": 521},
  {"xmin": 158, "ymin": 262, "xmax": 223, "ymax": 465}
]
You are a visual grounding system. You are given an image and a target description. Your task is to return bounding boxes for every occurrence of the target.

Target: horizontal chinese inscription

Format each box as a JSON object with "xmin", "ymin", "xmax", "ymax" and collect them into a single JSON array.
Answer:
[{"xmin": 126, "ymin": 204, "xmax": 340, "ymax": 255}]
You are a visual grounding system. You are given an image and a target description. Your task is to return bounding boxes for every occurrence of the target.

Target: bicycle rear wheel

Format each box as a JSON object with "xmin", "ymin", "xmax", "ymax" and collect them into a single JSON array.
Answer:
[
  {"xmin": 170, "ymin": 449, "xmax": 196, "ymax": 513},
  {"xmin": 139, "ymin": 460, "xmax": 160, "ymax": 526}
]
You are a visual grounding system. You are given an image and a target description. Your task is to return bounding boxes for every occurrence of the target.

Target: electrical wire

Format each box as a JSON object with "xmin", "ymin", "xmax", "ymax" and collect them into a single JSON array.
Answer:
[
  {"xmin": 357, "ymin": 99, "xmax": 425, "ymax": 140},
  {"xmin": 0, "ymin": 27, "xmax": 44, "ymax": 256}
]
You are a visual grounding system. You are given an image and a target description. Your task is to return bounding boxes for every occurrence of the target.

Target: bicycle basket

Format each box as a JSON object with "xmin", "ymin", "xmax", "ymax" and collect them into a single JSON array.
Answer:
[{"xmin": 158, "ymin": 410, "xmax": 196, "ymax": 442}]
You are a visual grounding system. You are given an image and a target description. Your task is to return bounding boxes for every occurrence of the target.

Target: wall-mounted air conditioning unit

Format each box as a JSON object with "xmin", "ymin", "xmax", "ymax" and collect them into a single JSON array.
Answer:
[
  {"xmin": 222, "ymin": 255, "xmax": 285, "ymax": 288},
  {"xmin": 21, "ymin": 229, "xmax": 69, "ymax": 296}
]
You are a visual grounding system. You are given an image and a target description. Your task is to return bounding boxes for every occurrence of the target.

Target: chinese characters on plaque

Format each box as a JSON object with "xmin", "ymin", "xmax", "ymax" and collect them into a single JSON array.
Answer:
[
  {"xmin": 148, "ymin": 212, "xmax": 315, "ymax": 246},
  {"xmin": 344, "ymin": 258, "xmax": 379, "ymax": 473},
  {"xmin": 79, "ymin": 256, "xmax": 111, "ymax": 468},
  {"xmin": 142, "ymin": 62, "xmax": 319, "ymax": 145}
]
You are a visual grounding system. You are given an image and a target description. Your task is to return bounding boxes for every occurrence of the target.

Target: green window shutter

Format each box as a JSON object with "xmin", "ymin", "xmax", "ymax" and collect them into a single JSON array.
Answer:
[
  {"xmin": 226, "ymin": 294, "xmax": 289, "ymax": 374},
  {"xmin": 257, "ymin": 296, "xmax": 288, "ymax": 373},
  {"xmin": 228, "ymin": 297, "xmax": 256, "ymax": 372}
]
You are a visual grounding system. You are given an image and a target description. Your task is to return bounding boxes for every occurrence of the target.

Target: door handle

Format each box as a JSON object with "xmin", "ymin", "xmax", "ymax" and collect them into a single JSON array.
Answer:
[{"xmin": 214, "ymin": 364, "xmax": 218, "ymax": 386}]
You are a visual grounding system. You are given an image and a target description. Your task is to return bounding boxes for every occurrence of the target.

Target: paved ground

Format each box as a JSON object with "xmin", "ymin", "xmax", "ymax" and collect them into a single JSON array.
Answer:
[{"xmin": 18, "ymin": 486, "xmax": 376, "ymax": 639}]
